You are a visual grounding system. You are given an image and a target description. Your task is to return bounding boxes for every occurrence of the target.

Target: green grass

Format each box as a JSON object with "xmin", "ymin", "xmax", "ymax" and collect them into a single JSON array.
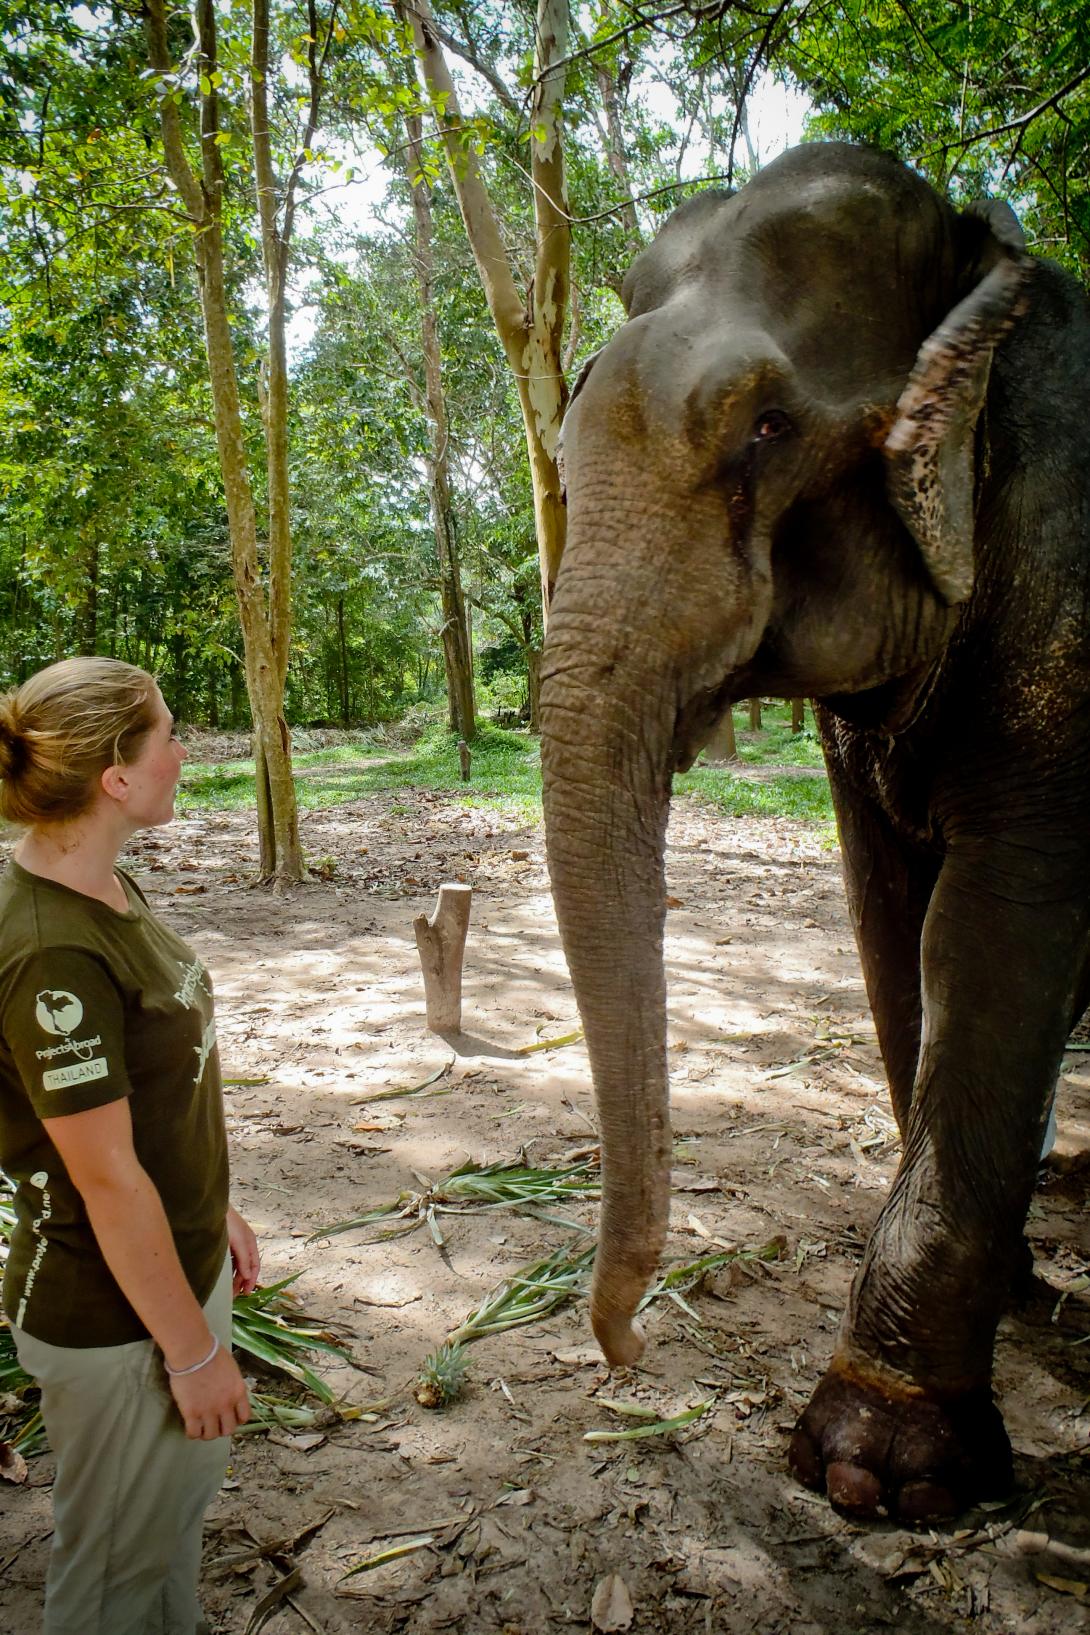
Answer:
[
  {"xmin": 176, "ymin": 707, "xmax": 832, "ymax": 827},
  {"xmin": 177, "ymin": 724, "xmax": 543, "ymax": 819},
  {"xmin": 676, "ymin": 766, "xmax": 835, "ymax": 825},
  {"xmin": 728, "ymin": 704, "xmax": 825, "ymax": 769}
]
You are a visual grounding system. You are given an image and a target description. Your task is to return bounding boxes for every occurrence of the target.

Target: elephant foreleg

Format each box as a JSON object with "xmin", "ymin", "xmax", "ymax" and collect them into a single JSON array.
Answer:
[
  {"xmin": 791, "ymin": 833, "xmax": 1089, "ymax": 1523},
  {"xmin": 825, "ymin": 761, "xmax": 940, "ymax": 1135}
]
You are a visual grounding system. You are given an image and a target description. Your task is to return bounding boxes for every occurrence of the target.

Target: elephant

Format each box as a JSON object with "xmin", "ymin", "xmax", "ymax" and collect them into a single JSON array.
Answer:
[{"xmin": 539, "ymin": 141, "xmax": 1090, "ymax": 1526}]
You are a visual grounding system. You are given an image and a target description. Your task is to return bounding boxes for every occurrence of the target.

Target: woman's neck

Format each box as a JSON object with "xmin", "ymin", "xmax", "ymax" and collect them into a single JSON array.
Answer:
[{"xmin": 15, "ymin": 815, "xmax": 130, "ymax": 911}]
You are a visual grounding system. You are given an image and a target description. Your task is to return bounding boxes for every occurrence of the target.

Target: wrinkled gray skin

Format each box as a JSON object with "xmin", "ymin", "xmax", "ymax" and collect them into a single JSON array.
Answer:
[{"xmin": 540, "ymin": 143, "xmax": 1090, "ymax": 1525}]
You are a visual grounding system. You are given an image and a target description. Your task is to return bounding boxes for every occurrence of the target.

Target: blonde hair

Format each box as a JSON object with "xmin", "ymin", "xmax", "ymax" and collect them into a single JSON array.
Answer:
[{"xmin": 0, "ymin": 658, "xmax": 159, "ymax": 826}]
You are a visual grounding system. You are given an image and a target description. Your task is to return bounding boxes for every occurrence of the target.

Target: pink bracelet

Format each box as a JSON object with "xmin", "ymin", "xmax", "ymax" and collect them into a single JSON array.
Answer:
[{"xmin": 164, "ymin": 1335, "xmax": 220, "ymax": 1377}]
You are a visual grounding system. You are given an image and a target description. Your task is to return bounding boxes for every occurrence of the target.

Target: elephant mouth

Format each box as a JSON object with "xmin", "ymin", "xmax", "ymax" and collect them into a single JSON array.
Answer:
[{"xmin": 672, "ymin": 682, "xmax": 738, "ymax": 771}]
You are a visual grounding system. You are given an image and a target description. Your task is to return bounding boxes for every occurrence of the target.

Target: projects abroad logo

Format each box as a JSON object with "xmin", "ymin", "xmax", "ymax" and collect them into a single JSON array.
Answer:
[{"xmin": 33, "ymin": 988, "xmax": 108, "ymax": 1087}]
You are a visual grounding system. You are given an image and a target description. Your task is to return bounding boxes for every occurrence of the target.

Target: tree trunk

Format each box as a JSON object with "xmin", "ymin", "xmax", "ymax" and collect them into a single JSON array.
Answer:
[
  {"xmin": 402, "ymin": 103, "xmax": 476, "ymax": 740},
  {"xmin": 749, "ymin": 697, "xmax": 763, "ymax": 731},
  {"xmin": 703, "ymin": 708, "xmax": 738, "ymax": 762},
  {"xmin": 526, "ymin": 646, "xmax": 542, "ymax": 734},
  {"xmin": 403, "ymin": 0, "xmax": 570, "ymax": 624},
  {"xmin": 791, "ymin": 697, "xmax": 806, "ymax": 732},
  {"xmin": 76, "ymin": 538, "xmax": 98, "ymax": 656},
  {"xmin": 144, "ymin": 0, "xmax": 320, "ymax": 882},
  {"xmin": 337, "ymin": 594, "xmax": 350, "ymax": 725}
]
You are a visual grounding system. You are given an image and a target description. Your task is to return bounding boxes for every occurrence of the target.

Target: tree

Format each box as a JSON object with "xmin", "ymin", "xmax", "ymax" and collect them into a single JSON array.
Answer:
[
  {"xmin": 142, "ymin": 0, "xmax": 339, "ymax": 882},
  {"xmin": 400, "ymin": 105, "xmax": 476, "ymax": 738},
  {"xmin": 399, "ymin": 0, "xmax": 570, "ymax": 619},
  {"xmin": 789, "ymin": 0, "xmax": 1090, "ymax": 279}
]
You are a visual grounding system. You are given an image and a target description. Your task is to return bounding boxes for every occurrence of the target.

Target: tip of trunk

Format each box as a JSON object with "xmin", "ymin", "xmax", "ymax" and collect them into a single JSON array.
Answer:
[{"xmin": 591, "ymin": 1308, "xmax": 647, "ymax": 1369}]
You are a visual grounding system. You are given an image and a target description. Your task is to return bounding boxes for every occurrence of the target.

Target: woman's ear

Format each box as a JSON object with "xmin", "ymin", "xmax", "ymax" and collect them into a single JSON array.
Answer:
[
  {"xmin": 100, "ymin": 763, "xmax": 129, "ymax": 803},
  {"xmin": 882, "ymin": 206, "xmax": 1031, "ymax": 605}
]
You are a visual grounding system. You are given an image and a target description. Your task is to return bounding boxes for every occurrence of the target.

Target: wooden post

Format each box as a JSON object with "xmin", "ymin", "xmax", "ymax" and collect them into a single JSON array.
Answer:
[
  {"xmin": 414, "ymin": 883, "xmax": 472, "ymax": 1032},
  {"xmin": 458, "ymin": 739, "xmax": 471, "ymax": 780}
]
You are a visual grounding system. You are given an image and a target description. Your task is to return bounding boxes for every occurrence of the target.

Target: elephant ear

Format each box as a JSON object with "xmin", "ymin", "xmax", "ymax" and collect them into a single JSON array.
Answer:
[
  {"xmin": 557, "ymin": 348, "xmax": 602, "ymax": 501},
  {"xmin": 883, "ymin": 203, "xmax": 1031, "ymax": 606}
]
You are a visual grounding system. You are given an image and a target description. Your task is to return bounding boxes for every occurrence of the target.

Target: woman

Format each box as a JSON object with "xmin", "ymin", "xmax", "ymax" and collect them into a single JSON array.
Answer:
[{"xmin": 0, "ymin": 657, "xmax": 259, "ymax": 1635}]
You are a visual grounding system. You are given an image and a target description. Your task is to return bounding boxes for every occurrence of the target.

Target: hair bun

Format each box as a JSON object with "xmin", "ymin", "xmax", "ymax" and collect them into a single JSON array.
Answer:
[{"xmin": 0, "ymin": 708, "xmax": 27, "ymax": 781}]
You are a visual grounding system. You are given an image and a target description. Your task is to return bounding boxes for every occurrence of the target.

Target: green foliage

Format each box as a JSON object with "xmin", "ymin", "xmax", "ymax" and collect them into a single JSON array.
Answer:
[
  {"xmin": 176, "ymin": 715, "xmax": 833, "ymax": 826},
  {"xmin": 782, "ymin": 0, "xmax": 1090, "ymax": 279},
  {"xmin": 676, "ymin": 765, "xmax": 835, "ymax": 825},
  {"xmin": 5, "ymin": 1, "xmax": 1085, "ymax": 740},
  {"xmin": 177, "ymin": 723, "xmax": 543, "ymax": 815}
]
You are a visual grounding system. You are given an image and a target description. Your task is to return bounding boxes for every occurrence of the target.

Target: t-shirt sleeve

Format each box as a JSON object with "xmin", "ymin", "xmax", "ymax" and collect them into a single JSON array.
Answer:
[{"xmin": 0, "ymin": 949, "xmax": 133, "ymax": 1118}]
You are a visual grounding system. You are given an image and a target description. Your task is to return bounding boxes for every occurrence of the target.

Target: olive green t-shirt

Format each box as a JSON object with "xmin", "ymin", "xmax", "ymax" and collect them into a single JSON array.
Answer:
[{"xmin": 0, "ymin": 860, "xmax": 229, "ymax": 1347}]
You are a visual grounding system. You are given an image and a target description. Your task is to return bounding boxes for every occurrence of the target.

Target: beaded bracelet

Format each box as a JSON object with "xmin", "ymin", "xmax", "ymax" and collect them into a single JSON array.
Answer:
[{"xmin": 164, "ymin": 1335, "xmax": 220, "ymax": 1377}]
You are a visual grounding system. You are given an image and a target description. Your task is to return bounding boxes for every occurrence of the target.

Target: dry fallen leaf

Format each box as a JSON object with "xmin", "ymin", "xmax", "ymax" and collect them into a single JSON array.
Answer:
[
  {"xmin": 1035, "ymin": 1573, "xmax": 1087, "ymax": 1599},
  {"xmin": 591, "ymin": 1573, "xmax": 634, "ymax": 1632},
  {"xmin": 0, "ymin": 1440, "xmax": 28, "ymax": 1484}
]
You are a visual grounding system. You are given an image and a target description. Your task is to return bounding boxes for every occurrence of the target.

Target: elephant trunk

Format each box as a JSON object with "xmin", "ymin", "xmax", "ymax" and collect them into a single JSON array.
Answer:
[{"xmin": 540, "ymin": 611, "xmax": 679, "ymax": 1367}]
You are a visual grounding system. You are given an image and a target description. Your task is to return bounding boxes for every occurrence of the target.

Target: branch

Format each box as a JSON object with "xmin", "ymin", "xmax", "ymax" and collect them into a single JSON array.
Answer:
[
  {"xmin": 250, "ymin": 0, "xmax": 280, "ymax": 278},
  {"xmin": 196, "ymin": 0, "xmax": 226, "ymax": 202},
  {"xmin": 282, "ymin": 0, "xmax": 340, "ymax": 249},
  {"xmin": 725, "ymin": 0, "xmax": 799, "ymax": 185},
  {"xmin": 527, "ymin": 1, "xmax": 704, "ymax": 82},
  {"xmin": 398, "ymin": 0, "xmax": 526, "ymax": 353},
  {"xmin": 930, "ymin": 64, "xmax": 1090, "ymax": 155},
  {"xmin": 142, "ymin": 0, "xmax": 205, "ymax": 220},
  {"xmin": 422, "ymin": 12, "xmax": 522, "ymax": 116}
]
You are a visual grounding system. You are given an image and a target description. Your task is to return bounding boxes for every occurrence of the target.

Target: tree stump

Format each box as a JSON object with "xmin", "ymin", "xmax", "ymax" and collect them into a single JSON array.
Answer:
[
  {"xmin": 414, "ymin": 883, "xmax": 472, "ymax": 1032},
  {"xmin": 702, "ymin": 707, "xmax": 738, "ymax": 763}
]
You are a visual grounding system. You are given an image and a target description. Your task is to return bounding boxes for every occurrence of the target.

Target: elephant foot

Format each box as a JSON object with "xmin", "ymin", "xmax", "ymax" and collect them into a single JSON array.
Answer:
[{"xmin": 788, "ymin": 1363, "xmax": 1013, "ymax": 1525}]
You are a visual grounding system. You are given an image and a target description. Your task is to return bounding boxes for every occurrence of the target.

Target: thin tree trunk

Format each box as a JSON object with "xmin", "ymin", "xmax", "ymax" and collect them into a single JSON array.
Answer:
[
  {"xmin": 402, "ymin": 104, "xmax": 476, "ymax": 740},
  {"xmin": 526, "ymin": 646, "xmax": 541, "ymax": 733},
  {"xmin": 77, "ymin": 538, "xmax": 98, "ymax": 656},
  {"xmin": 145, "ymin": 0, "xmax": 316, "ymax": 884},
  {"xmin": 749, "ymin": 698, "xmax": 763, "ymax": 731},
  {"xmin": 791, "ymin": 697, "xmax": 806, "ymax": 732},
  {"xmin": 703, "ymin": 708, "xmax": 738, "ymax": 762},
  {"xmin": 402, "ymin": 0, "xmax": 570, "ymax": 622},
  {"xmin": 337, "ymin": 594, "xmax": 350, "ymax": 725}
]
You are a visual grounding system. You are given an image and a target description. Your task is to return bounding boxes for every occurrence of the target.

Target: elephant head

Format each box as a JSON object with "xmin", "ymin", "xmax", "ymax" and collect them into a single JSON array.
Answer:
[{"xmin": 540, "ymin": 143, "xmax": 1030, "ymax": 1368}]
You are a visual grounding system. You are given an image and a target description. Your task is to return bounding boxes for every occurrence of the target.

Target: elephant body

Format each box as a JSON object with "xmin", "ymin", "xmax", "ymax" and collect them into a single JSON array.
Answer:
[{"xmin": 540, "ymin": 142, "xmax": 1090, "ymax": 1524}]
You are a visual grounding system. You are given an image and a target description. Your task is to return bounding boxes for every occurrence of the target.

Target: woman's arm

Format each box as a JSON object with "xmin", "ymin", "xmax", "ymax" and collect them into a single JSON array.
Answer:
[{"xmin": 43, "ymin": 1096, "xmax": 251, "ymax": 1440}]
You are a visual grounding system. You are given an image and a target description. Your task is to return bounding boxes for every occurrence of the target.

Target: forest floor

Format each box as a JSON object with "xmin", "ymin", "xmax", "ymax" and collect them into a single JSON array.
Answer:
[{"xmin": 1, "ymin": 746, "xmax": 1088, "ymax": 1635}]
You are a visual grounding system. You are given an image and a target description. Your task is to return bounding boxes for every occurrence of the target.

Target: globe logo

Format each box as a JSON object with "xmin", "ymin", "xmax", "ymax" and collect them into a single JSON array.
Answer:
[{"xmin": 35, "ymin": 990, "xmax": 85, "ymax": 1037}]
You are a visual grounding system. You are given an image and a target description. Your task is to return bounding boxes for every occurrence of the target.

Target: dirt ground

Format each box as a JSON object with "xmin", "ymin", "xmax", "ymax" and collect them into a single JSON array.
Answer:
[{"xmin": 2, "ymin": 759, "xmax": 1088, "ymax": 1635}]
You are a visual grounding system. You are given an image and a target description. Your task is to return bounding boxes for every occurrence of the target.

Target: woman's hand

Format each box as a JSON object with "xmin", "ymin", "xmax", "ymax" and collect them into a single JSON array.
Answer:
[
  {"xmin": 168, "ymin": 1345, "xmax": 251, "ymax": 1440},
  {"xmin": 227, "ymin": 1203, "xmax": 260, "ymax": 1296}
]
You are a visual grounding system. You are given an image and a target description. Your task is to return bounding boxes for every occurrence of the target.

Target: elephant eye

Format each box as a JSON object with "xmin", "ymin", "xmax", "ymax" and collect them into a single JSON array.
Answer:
[{"xmin": 753, "ymin": 409, "xmax": 793, "ymax": 443}]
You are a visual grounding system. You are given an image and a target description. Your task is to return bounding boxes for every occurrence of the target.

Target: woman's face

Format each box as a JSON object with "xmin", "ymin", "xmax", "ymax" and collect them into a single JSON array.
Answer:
[{"xmin": 116, "ymin": 687, "xmax": 187, "ymax": 828}]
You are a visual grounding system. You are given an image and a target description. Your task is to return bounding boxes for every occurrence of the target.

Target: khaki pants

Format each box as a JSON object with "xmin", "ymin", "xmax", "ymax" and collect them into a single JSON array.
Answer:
[{"xmin": 12, "ymin": 1256, "xmax": 233, "ymax": 1635}]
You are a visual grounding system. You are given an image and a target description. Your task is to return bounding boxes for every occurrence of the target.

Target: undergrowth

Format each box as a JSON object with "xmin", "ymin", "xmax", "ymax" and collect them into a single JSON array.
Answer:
[{"xmin": 176, "ymin": 704, "xmax": 832, "ymax": 826}]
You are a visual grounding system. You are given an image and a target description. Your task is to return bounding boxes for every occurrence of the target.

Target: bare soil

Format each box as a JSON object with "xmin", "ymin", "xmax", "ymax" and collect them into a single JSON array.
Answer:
[{"xmin": 2, "ymin": 767, "xmax": 1087, "ymax": 1635}]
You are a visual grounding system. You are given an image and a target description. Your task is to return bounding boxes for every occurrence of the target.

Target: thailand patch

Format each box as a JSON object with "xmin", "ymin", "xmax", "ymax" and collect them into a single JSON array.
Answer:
[{"xmin": 42, "ymin": 1057, "xmax": 108, "ymax": 1091}]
